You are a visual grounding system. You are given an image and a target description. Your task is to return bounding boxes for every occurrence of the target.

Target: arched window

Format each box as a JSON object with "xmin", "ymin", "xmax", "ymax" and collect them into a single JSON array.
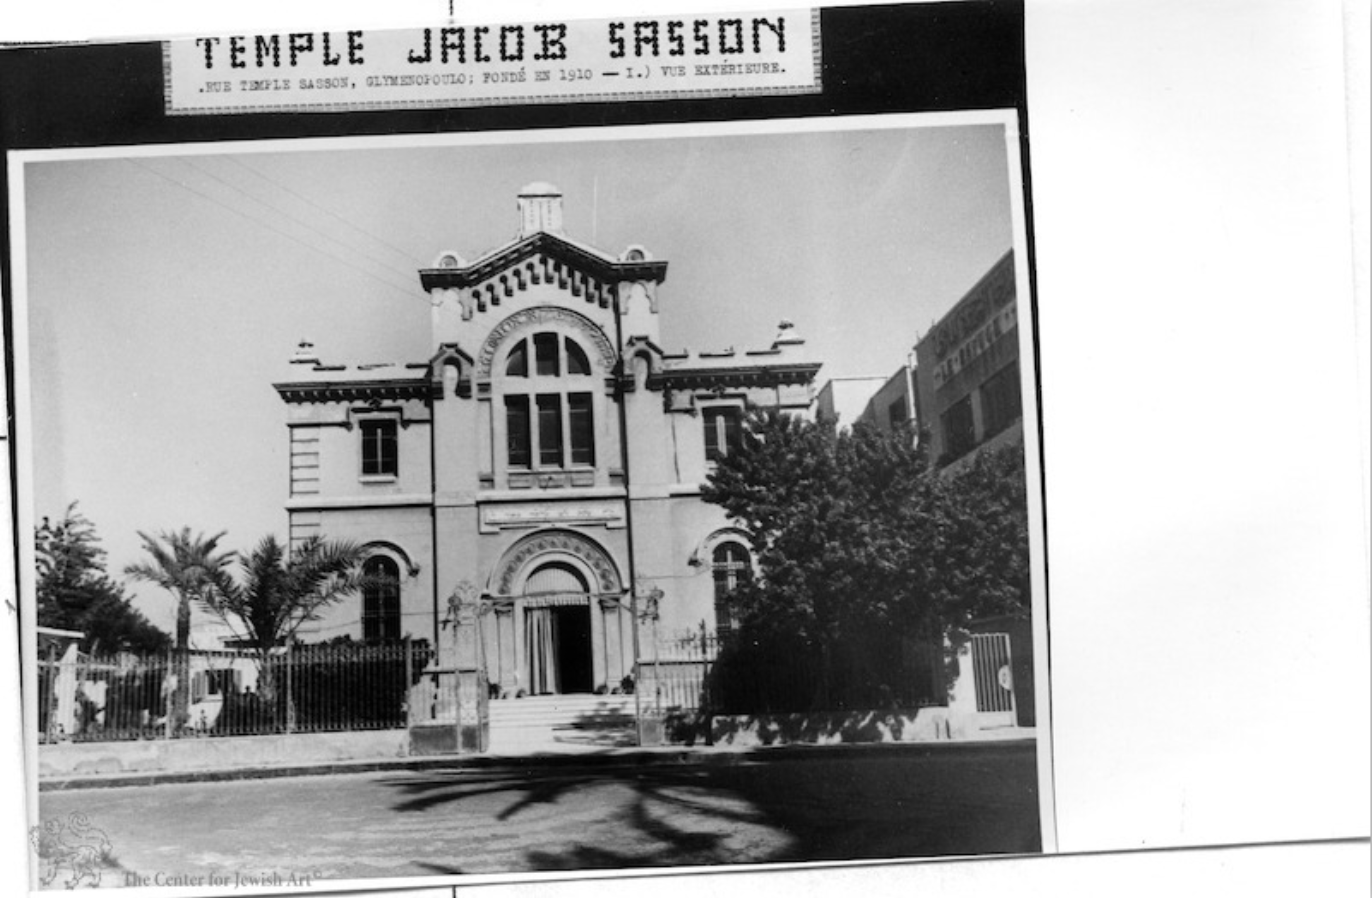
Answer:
[
  {"xmin": 505, "ymin": 340, "xmax": 528, "ymax": 377},
  {"xmin": 524, "ymin": 561, "xmax": 590, "ymax": 596},
  {"xmin": 362, "ymin": 556, "xmax": 400, "ymax": 642},
  {"xmin": 503, "ymin": 332, "xmax": 596, "ymax": 470},
  {"xmin": 712, "ymin": 542, "xmax": 751, "ymax": 637}
]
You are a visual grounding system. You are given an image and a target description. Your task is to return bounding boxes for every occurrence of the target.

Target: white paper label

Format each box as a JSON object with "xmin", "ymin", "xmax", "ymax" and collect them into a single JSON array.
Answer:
[{"xmin": 164, "ymin": 11, "xmax": 820, "ymax": 115}]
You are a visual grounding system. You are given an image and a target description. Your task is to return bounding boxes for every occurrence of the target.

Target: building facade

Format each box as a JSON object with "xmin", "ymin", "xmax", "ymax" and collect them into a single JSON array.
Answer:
[
  {"xmin": 854, "ymin": 365, "xmax": 917, "ymax": 435},
  {"xmin": 911, "ymin": 249, "xmax": 1033, "ymax": 726},
  {"xmin": 833, "ymin": 251, "xmax": 1032, "ymax": 728},
  {"xmin": 274, "ymin": 184, "xmax": 819, "ymax": 698},
  {"xmin": 815, "ymin": 375, "xmax": 888, "ymax": 432},
  {"xmin": 912, "ymin": 250, "xmax": 1021, "ymax": 468}
]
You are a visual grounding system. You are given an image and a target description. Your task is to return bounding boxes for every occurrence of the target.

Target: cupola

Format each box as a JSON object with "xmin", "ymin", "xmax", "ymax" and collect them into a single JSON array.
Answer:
[{"xmin": 516, "ymin": 181, "xmax": 564, "ymax": 237}]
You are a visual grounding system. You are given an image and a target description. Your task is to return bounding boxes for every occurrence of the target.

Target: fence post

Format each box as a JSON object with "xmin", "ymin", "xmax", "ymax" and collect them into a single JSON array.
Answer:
[
  {"xmin": 403, "ymin": 636, "xmax": 413, "ymax": 726},
  {"xmin": 699, "ymin": 620, "xmax": 709, "ymax": 713},
  {"xmin": 285, "ymin": 643, "xmax": 295, "ymax": 734},
  {"xmin": 163, "ymin": 647, "xmax": 174, "ymax": 740},
  {"xmin": 43, "ymin": 644, "xmax": 56, "ymax": 743},
  {"xmin": 652, "ymin": 616, "xmax": 661, "ymax": 717}
]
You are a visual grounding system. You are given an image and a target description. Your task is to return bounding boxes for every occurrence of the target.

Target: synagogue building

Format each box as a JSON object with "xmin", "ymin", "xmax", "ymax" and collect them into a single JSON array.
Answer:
[{"xmin": 274, "ymin": 183, "xmax": 819, "ymax": 698}]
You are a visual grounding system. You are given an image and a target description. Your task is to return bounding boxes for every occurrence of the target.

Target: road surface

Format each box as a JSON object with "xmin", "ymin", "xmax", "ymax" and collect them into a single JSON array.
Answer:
[{"xmin": 37, "ymin": 742, "xmax": 1040, "ymax": 888}]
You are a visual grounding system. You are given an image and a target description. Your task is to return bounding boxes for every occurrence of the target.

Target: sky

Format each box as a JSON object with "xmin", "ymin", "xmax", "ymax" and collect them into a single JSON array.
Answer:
[{"xmin": 19, "ymin": 114, "xmax": 1018, "ymax": 633}]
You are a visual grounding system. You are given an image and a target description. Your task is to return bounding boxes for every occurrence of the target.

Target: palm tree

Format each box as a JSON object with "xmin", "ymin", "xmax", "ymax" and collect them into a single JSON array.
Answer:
[
  {"xmin": 196, "ymin": 535, "xmax": 368, "ymax": 716},
  {"xmin": 125, "ymin": 528, "xmax": 234, "ymax": 733}
]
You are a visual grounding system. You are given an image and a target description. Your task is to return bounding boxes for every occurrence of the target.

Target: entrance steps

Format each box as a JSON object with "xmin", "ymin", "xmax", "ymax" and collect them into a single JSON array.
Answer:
[{"xmin": 486, "ymin": 693, "xmax": 638, "ymax": 754}]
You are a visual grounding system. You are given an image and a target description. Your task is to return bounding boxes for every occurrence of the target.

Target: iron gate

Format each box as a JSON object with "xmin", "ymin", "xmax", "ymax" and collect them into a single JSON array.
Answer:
[{"xmin": 970, "ymin": 632, "xmax": 1015, "ymax": 714}]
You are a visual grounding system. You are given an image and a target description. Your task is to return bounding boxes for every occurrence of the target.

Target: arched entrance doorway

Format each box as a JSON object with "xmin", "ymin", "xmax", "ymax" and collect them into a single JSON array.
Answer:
[
  {"xmin": 523, "ymin": 561, "xmax": 594, "ymax": 695},
  {"xmin": 485, "ymin": 529, "xmax": 630, "ymax": 697}
]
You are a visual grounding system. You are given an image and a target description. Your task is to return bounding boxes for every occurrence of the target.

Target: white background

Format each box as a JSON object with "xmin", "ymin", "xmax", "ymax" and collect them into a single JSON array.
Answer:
[{"xmin": 2, "ymin": 0, "xmax": 1368, "ymax": 895}]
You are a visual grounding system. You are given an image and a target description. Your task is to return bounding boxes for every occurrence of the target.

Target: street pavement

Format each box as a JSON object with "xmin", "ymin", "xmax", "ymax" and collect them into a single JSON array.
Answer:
[{"xmin": 36, "ymin": 742, "xmax": 1040, "ymax": 887}]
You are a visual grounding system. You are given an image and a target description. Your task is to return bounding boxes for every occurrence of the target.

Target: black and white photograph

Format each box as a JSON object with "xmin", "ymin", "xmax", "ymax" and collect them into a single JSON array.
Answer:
[
  {"xmin": 13, "ymin": 110, "xmax": 1045, "ymax": 888},
  {"xmin": 3, "ymin": 0, "xmax": 1368, "ymax": 896},
  {"xmin": 4, "ymin": 0, "xmax": 1057, "ymax": 886}
]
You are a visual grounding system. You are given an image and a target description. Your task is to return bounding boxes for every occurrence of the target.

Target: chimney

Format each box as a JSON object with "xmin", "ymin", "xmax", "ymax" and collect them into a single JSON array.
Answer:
[
  {"xmin": 291, "ymin": 339, "xmax": 321, "ymax": 366},
  {"xmin": 771, "ymin": 318, "xmax": 806, "ymax": 349},
  {"xmin": 517, "ymin": 182, "xmax": 564, "ymax": 237}
]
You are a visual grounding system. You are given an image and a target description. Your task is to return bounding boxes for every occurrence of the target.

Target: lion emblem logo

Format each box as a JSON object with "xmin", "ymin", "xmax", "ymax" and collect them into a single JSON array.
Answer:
[{"xmin": 29, "ymin": 812, "xmax": 110, "ymax": 889}]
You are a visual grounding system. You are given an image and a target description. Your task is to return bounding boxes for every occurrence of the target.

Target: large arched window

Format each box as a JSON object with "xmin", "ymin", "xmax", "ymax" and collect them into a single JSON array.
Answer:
[
  {"xmin": 712, "ymin": 542, "xmax": 752, "ymax": 637},
  {"xmin": 503, "ymin": 331, "xmax": 596, "ymax": 470},
  {"xmin": 362, "ymin": 556, "xmax": 401, "ymax": 642}
]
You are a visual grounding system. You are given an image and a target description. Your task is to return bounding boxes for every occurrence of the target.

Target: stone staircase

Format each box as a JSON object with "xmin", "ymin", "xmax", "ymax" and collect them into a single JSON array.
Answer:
[{"xmin": 486, "ymin": 693, "xmax": 638, "ymax": 755}]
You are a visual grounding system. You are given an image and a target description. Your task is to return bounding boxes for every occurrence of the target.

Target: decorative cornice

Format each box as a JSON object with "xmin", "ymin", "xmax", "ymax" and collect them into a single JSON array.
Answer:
[
  {"xmin": 420, "ymin": 232, "xmax": 666, "ymax": 292},
  {"xmin": 647, "ymin": 362, "xmax": 822, "ymax": 392},
  {"xmin": 274, "ymin": 379, "xmax": 430, "ymax": 404}
]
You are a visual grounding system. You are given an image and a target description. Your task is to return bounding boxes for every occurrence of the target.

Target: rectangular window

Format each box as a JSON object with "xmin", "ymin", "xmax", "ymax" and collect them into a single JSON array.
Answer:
[
  {"xmin": 360, "ymin": 419, "xmax": 398, "ymax": 477},
  {"xmin": 537, "ymin": 394, "xmax": 563, "ymax": 466},
  {"xmin": 207, "ymin": 669, "xmax": 237, "ymax": 696},
  {"xmin": 704, "ymin": 407, "xmax": 743, "ymax": 462},
  {"xmin": 568, "ymin": 393, "xmax": 595, "ymax": 466},
  {"xmin": 888, "ymin": 398, "xmax": 909, "ymax": 428},
  {"xmin": 506, "ymin": 396, "xmax": 531, "ymax": 468},
  {"xmin": 941, "ymin": 395, "xmax": 976, "ymax": 462},
  {"xmin": 534, "ymin": 332, "xmax": 559, "ymax": 376},
  {"xmin": 980, "ymin": 361, "xmax": 1022, "ymax": 439}
]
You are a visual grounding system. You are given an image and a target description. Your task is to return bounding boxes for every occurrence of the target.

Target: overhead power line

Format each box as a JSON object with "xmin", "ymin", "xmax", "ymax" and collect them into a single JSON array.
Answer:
[
  {"xmin": 223, "ymin": 156, "xmax": 423, "ymax": 264},
  {"xmin": 125, "ymin": 157, "xmax": 422, "ymax": 303}
]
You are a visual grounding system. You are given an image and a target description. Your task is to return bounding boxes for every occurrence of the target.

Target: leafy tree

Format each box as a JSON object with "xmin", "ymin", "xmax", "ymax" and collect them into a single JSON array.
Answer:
[
  {"xmin": 196, "ymin": 535, "xmax": 369, "ymax": 715},
  {"xmin": 703, "ymin": 410, "xmax": 1029, "ymax": 710},
  {"xmin": 34, "ymin": 504, "xmax": 169, "ymax": 654},
  {"xmin": 125, "ymin": 528, "xmax": 235, "ymax": 731},
  {"xmin": 928, "ymin": 445, "xmax": 1032, "ymax": 626}
]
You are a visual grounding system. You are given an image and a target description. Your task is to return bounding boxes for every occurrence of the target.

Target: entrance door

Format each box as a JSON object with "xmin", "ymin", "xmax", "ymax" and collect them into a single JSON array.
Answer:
[
  {"xmin": 550, "ymin": 605, "xmax": 592, "ymax": 693},
  {"xmin": 523, "ymin": 562, "xmax": 594, "ymax": 694}
]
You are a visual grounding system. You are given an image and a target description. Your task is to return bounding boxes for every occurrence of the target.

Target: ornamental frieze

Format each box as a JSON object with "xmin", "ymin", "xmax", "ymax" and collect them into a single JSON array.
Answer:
[
  {"xmin": 492, "ymin": 530, "xmax": 621, "ymax": 596},
  {"xmin": 481, "ymin": 502, "xmax": 624, "ymax": 530},
  {"xmin": 475, "ymin": 306, "xmax": 617, "ymax": 379}
]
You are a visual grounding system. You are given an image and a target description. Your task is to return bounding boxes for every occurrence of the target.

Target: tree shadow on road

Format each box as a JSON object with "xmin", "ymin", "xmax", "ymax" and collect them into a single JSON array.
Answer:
[{"xmin": 381, "ymin": 743, "xmax": 1041, "ymax": 872}]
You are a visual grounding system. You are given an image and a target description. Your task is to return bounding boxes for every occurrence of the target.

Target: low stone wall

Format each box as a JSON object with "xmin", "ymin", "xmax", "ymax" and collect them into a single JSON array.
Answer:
[
  {"xmin": 709, "ymin": 707, "xmax": 970, "ymax": 747},
  {"xmin": 38, "ymin": 730, "xmax": 410, "ymax": 780}
]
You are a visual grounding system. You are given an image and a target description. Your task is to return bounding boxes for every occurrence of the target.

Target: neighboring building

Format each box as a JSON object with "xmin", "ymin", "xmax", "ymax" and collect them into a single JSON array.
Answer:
[
  {"xmin": 913, "ymin": 250, "xmax": 1021, "ymax": 469},
  {"xmin": 854, "ymin": 365, "xmax": 917, "ymax": 435},
  {"xmin": 914, "ymin": 249, "xmax": 1034, "ymax": 728},
  {"xmin": 274, "ymin": 183, "xmax": 820, "ymax": 698},
  {"xmin": 815, "ymin": 375, "xmax": 888, "ymax": 431}
]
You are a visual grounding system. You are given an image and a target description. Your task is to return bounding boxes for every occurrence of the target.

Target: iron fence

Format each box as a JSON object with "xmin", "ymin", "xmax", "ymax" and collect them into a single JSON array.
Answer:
[
  {"xmin": 637, "ymin": 627, "xmax": 721, "ymax": 715},
  {"xmin": 38, "ymin": 641, "xmax": 437, "ymax": 743}
]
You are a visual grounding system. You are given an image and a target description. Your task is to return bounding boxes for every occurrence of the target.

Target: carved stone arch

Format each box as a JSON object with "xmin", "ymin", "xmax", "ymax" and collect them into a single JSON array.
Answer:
[
  {"xmin": 488, "ymin": 528, "xmax": 623, "ymax": 596},
  {"xmin": 476, "ymin": 306, "xmax": 616, "ymax": 379},
  {"xmin": 359, "ymin": 541, "xmax": 421, "ymax": 578},
  {"xmin": 689, "ymin": 527, "xmax": 754, "ymax": 568}
]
